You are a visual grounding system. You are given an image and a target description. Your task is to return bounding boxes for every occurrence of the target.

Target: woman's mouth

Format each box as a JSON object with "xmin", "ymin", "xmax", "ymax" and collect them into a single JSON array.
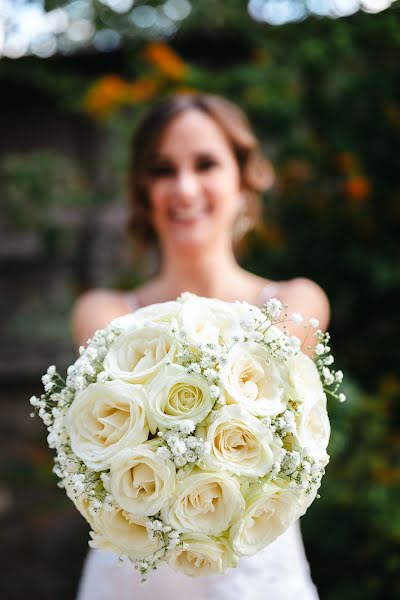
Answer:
[{"xmin": 169, "ymin": 207, "xmax": 210, "ymax": 223}]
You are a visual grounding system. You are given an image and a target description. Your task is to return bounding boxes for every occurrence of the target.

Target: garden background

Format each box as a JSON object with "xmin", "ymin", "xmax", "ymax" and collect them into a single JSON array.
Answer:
[{"xmin": 0, "ymin": 1, "xmax": 399, "ymax": 598}]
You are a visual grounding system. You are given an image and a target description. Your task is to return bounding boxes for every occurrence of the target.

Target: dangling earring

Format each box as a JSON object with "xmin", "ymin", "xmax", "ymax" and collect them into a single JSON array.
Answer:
[{"xmin": 233, "ymin": 195, "xmax": 251, "ymax": 241}]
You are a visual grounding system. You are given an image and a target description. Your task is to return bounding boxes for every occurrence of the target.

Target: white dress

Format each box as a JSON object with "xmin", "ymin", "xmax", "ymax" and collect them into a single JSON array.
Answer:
[{"xmin": 76, "ymin": 283, "xmax": 320, "ymax": 600}]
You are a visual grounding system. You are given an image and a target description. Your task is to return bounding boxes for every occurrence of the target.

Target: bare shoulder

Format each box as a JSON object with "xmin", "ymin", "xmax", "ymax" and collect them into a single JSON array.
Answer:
[
  {"xmin": 71, "ymin": 288, "xmax": 129, "ymax": 349},
  {"xmin": 278, "ymin": 277, "xmax": 331, "ymax": 331}
]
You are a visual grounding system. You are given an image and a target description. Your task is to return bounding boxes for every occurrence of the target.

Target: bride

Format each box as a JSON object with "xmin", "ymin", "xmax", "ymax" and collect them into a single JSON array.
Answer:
[{"xmin": 72, "ymin": 93, "xmax": 329, "ymax": 599}]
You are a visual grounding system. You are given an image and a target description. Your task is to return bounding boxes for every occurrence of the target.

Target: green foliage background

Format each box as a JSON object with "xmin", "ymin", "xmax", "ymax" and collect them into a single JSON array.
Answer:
[{"xmin": 1, "ymin": 3, "xmax": 400, "ymax": 598}]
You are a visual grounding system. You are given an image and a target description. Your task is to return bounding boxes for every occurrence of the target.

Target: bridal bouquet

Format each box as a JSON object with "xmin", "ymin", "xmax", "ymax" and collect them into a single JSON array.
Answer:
[{"xmin": 30, "ymin": 293, "xmax": 345, "ymax": 580}]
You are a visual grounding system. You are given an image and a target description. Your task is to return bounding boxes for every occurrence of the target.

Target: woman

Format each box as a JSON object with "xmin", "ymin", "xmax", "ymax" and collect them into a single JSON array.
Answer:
[{"xmin": 73, "ymin": 94, "xmax": 329, "ymax": 599}]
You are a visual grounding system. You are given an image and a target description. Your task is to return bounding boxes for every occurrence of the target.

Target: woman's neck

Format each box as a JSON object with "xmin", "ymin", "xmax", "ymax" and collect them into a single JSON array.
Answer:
[{"xmin": 154, "ymin": 243, "xmax": 250, "ymax": 301}]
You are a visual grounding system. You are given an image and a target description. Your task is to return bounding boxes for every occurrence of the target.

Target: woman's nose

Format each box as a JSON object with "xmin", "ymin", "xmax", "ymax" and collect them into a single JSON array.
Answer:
[{"xmin": 173, "ymin": 170, "xmax": 200, "ymax": 198}]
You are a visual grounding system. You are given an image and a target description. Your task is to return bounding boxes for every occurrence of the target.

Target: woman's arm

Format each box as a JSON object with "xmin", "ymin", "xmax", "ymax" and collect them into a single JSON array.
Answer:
[{"xmin": 70, "ymin": 289, "xmax": 129, "ymax": 350}]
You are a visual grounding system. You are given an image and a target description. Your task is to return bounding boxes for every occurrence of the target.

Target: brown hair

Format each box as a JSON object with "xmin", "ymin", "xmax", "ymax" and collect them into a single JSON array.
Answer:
[{"xmin": 127, "ymin": 93, "xmax": 274, "ymax": 260}]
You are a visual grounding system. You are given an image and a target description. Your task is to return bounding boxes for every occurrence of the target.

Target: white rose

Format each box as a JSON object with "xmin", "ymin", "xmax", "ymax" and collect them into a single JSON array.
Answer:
[
  {"xmin": 180, "ymin": 296, "xmax": 243, "ymax": 346},
  {"xmin": 162, "ymin": 469, "xmax": 244, "ymax": 535},
  {"xmin": 65, "ymin": 380, "xmax": 149, "ymax": 470},
  {"xmin": 204, "ymin": 405, "xmax": 282, "ymax": 477},
  {"xmin": 110, "ymin": 443, "xmax": 175, "ymax": 517},
  {"xmin": 230, "ymin": 300, "xmax": 265, "ymax": 322},
  {"xmin": 231, "ymin": 480, "xmax": 307, "ymax": 556},
  {"xmin": 146, "ymin": 365, "xmax": 213, "ymax": 433},
  {"xmin": 104, "ymin": 325, "xmax": 178, "ymax": 384},
  {"xmin": 295, "ymin": 391, "xmax": 330, "ymax": 463},
  {"xmin": 169, "ymin": 533, "xmax": 237, "ymax": 577},
  {"xmin": 111, "ymin": 301, "xmax": 181, "ymax": 330},
  {"xmin": 285, "ymin": 353, "xmax": 323, "ymax": 405},
  {"xmin": 222, "ymin": 342, "xmax": 287, "ymax": 416},
  {"xmin": 89, "ymin": 507, "xmax": 164, "ymax": 561}
]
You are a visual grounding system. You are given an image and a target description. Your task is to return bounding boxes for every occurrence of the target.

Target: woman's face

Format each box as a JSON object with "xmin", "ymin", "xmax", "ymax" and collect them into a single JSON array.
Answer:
[{"xmin": 145, "ymin": 108, "xmax": 243, "ymax": 252}]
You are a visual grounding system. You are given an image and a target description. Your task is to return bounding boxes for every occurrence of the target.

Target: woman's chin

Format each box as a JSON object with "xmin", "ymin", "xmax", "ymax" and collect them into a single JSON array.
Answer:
[
  {"xmin": 167, "ymin": 228, "xmax": 215, "ymax": 251},
  {"xmin": 167, "ymin": 221, "xmax": 212, "ymax": 241}
]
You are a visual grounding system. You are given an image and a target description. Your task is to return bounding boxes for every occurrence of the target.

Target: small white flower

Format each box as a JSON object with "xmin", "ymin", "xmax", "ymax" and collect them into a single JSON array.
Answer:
[
  {"xmin": 29, "ymin": 395, "xmax": 40, "ymax": 407},
  {"xmin": 288, "ymin": 336, "xmax": 301, "ymax": 349},
  {"xmin": 335, "ymin": 370, "xmax": 343, "ymax": 383},
  {"xmin": 178, "ymin": 420, "xmax": 195, "ymax": 435},
  {"xmin": 338, "ymin": 393, "xmax": 346, "ymax": 403},
  {"xmin": 322, "ymin": 367, "xmax": 334, "ymax": 386},
  {"xmin": 210, "ymin": 385, "xmax": 221, "ymax": 399},
  {"xmin": 97, "ymin": 371, "xmax": 108, "ymax": 383},
  {"xmin": 315, "ymin": 343, "xmax": 325, "ymax": 356},
  {"xmin": 170, "ymin": 439, "xmax": 187, "ymax": 456},
  {"xmin": 292, "ymin": 312, "xmax": 303, "ymax": 324},
  {"xmin": 86, "ymin": 347, "xmax": 98, "ymax": 360},
  {"xmin": 248, "ymin": 330, "xmax": 263, "ymax": 342},
  {"xmin": 309, "ymin": 318, "xmax": 319, "ymax": 328},
  {"xmin": 156, "ymin": 446, "xmax": 172, "ymax": 460},
  {"xmin": 264, "ymin": 298, "xmax": 283, "ymax": 319},
  {"xmin": 204, "ymin": 368, "xmax": 218, "ymax": 380}
]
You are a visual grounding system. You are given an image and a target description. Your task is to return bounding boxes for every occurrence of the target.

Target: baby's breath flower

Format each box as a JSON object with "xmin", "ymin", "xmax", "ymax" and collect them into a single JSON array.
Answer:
[
  {"xmin": 335, "ymin": 370, "xmax": 344, "ymax": 383},
  {"xmin": 292, "ymin": 312, "xmax": 303, "ymax": 324},
  {"xmin": 96, "ymin": 371, "xmax": 108, "ymax": 383},
  {"xmin": 263, "ymin": 298, "xmax": 283, "ymax": 320},
  {"xmin": 209, "ymin": 385, "xmax": 221, "ymax": 399},
  {"xmin": 309, "ymin": 318, "xmax": 319, "ymax": 328}
]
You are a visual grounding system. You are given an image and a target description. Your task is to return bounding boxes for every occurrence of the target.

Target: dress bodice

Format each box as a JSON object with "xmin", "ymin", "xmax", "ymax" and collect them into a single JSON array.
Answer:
[
  {"xmin": 121, "ymin": 281, "xmax": 281, "ymax": 313},
  {"xmin": 77, "ymin": 521, "xmax": 318, "ymax": 600}
]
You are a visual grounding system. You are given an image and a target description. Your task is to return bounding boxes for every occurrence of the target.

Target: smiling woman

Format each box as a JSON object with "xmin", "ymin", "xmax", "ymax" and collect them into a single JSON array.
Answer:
[
  {"xmin": 127, "ymin": 94, "xmax": 274, "ymax": 259},
  {"xmin": 72, "ymin": 93, "xmax": 328, "ymax": 599}
]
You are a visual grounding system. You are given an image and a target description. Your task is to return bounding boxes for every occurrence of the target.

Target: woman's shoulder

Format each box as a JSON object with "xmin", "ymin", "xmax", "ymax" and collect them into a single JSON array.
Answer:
[
  {"xmin": 277, "ymin": 277, "xmax": 330, "ymax": 331},
  {"xmin": 71, "ymin": 288, "xmax": 130, "ymax": 348},
  {"xmin": 71, "ymin": 287, "xmax": 127, "ymax": 315},
  {"xmin": 279, "ymin": 276, "xmax": 328, "ymax": 298}
]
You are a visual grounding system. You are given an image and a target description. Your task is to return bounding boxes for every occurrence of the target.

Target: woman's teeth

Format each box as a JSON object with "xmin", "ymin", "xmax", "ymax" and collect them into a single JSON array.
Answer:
[{"xmin": 170, "ymin": 208, "xmax": 208, "ymax": 221}]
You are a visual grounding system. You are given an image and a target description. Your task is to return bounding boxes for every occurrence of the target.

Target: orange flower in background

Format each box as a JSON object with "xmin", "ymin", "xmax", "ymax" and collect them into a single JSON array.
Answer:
[
  {"xmin": 344, "ymin": 175, "xmax": 372, "ymax": 202},
  {"xmin": 175, "ymin": 86, "xmax": 199, "ymax": 95},
  {"xmin": 336, "ymin": 152, "xmax": 359, "ymax": 173},
  {"xmin": 129, "ymin": 78, "xmax": 160, "ymax": 103},
  {"xmin": 83, "ymin": 74, "xmax": 131, "ymax": 117},
  {"xmin": 143, "ymin": 42, "xmax": 187, "ymax": 80}
]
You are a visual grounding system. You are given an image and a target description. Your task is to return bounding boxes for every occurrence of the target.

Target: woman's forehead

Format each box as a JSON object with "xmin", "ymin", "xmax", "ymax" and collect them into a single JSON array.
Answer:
[{"xmin": 156, "ymin": 109, "xmax": 234, "ymax": 157}]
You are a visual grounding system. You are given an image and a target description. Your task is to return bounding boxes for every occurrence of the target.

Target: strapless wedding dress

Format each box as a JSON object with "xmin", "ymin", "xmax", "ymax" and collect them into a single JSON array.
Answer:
[
  {"xmin": 77, "ymin": 521, "xmax": 319, "ymax": 600},
  {"xmin": 76, "ymin": 284, "xmax": 320, "ymax": 600}
]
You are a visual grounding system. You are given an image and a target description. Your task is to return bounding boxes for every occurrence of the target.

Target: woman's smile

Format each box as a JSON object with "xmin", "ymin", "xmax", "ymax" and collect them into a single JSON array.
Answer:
[{"xmin": 168, "ymin": 204, "xmax": 212, "ymax": 224}]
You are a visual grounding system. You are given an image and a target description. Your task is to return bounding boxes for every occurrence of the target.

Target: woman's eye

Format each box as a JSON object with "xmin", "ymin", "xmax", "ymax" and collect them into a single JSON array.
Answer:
[
  {"xmin": 148, "ymin": 165, "xmax": 175, "ymax": 178},
  {"xmin": 196, "ymin": 158, "xmax": 218, "ymax": 171}
]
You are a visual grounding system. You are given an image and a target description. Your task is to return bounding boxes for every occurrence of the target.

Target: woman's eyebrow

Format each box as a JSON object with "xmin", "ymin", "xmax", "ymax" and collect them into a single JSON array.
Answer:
[{"xmin": 149, "ymin": 152, "xmax": 174, "ymax": 164}]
